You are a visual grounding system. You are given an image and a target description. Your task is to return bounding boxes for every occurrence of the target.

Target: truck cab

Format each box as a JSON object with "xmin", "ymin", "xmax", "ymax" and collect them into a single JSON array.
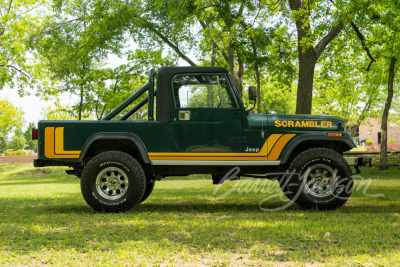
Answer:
[{"xmin": 34, "ymin": 67, "xmax": 362, "ymax": 212}]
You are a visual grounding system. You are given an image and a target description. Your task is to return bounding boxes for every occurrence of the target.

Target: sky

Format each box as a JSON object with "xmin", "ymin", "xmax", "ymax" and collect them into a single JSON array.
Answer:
[{"xmin": 2, "ymin": 87, "xmax": 54, "ymax": 125}]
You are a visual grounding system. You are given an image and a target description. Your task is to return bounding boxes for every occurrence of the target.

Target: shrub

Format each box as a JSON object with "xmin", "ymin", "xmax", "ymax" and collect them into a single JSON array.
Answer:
[
  {"xmin": 365, "ymin": 144, "xmax": 380, "ymax": 152},
  {"xmin": 366, "ymin": 140, "xmax": 374, "ymax": 145},
  {"xmin": 388, "ymin": 143, "xmax": 400, "ymax": 152},
  {"xmin": 14, "ymin": 150, "xmax": 26, "ymax": 155},
  {"xmin": 389, "ymin": 139, "xmax": 395, "ymax": 143},
  {"xmin": 4, "ymin": 150, "xmax": 27, "ymax": 156}
]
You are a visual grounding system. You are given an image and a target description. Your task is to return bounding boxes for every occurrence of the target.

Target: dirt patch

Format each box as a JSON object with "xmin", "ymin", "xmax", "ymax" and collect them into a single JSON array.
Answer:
[{"xmin": 20, "ymin": 169, "xmax": 48, "ymax": 176}]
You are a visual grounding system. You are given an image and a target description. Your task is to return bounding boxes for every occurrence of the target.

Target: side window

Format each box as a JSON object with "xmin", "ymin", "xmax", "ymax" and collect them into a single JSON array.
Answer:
[{"xmin": 172, "ymin": 74, "xmax": 237, "ymax": 108}]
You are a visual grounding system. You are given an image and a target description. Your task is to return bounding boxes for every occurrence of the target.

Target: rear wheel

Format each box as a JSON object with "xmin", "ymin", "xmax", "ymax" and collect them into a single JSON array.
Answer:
[
  {"xmin": 81, "ymin": 151, "xmax": 146, "ymax": 212},
  {"xmin": 283, "ymin": 148, "xmax": 354, "ymax": 210}
]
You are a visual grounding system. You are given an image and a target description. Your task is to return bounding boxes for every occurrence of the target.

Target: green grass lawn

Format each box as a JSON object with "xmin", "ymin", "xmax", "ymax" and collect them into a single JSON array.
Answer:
[
  {"xmin": 349, "ymin": 146, "xmax": 368, "ymax": 152},
  {"xmin": 0, "ymin": 164, "xmax": 399, "ymax": 266}
]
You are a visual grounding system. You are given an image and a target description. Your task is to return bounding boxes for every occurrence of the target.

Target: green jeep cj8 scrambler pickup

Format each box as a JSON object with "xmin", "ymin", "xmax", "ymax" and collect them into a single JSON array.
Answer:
[{"xmin": 33, "ymin": 67, "xmax": 366, "ymax": 212}]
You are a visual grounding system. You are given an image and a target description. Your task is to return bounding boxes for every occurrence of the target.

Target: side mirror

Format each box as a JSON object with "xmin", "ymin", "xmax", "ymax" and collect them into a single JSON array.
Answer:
[{"xmin": 248, "ymin": 86, "xmax": 257, "ymax": 101}]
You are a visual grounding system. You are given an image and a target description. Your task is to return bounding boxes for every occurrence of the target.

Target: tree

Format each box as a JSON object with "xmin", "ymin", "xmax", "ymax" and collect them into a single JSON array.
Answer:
[
  {"xmin": 288, "ymin": 0, "xmax": 345, "ymax": 114},
  {"xmin": 33, "ymin": 0, "xmax": 296, "ymax": 117},
  {"xmin": 23, "ymin": 122, "xmax": 37, "ymax": 152},
  {"xmin": 0, "ymin": 0, "xmax": 48, "ymax": 92},
  {"xmin": 34, "ymin": 0, "xmax": 137, "ymax": 120},
  {"xmin": 41, "ymin": 103, "xmax": 92, "ymax": 120},
  {"xmin": 350, "ymin": 0, "xmax": 400, "ymax": 169},
  {"xmin": 381, "ymin": 57, "xmax": 397, "ymax": 169},
  {"xmin": 0, "ymin": 99, "xmax": 24, "ymax": 152},
  {"xmin": 8, "ymin": 135, "xmax": 26, "ymax": 150},
  {"xmin": 313, "ymin": 30, "xmax": 384, "ymax": 135},
  {"xmin": 114, "ymin": 0, "xmax": 295, "ymax": 102}
]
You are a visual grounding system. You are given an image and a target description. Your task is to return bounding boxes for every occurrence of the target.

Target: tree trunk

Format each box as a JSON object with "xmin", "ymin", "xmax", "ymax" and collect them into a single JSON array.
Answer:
[
  {"xmin": 251, "ymin": 38, "xmax": 261, "ymax": 113},
  {"xmin": 227, "ymin": 46, "xmax": 243, "ymax": 98},
  {"xmin": 289, "ymin": 0, "xmax": 344, "ymax": 115},
  {"xmin": 350, "ymin": 125, "xmax": 358, "ymax": 138},
  {"xmin": 380, "ymin": 57, "xmax": 397, "ymax": 170},
  {"xmin": 296, "ymin": 48, "xmax": 317, "ymax": 114}
]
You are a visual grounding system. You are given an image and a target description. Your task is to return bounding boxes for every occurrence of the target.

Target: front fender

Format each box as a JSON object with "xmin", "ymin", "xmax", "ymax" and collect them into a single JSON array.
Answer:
[{"xmin": 280, "ymin": 134, "xmax": 356, "ymax": 164}]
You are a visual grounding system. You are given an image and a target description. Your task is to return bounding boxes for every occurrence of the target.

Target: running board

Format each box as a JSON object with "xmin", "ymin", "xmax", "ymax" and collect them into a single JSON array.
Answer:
[{"xmin": 151, "ymin": 160, "xmax": 281, "ymax": 166}]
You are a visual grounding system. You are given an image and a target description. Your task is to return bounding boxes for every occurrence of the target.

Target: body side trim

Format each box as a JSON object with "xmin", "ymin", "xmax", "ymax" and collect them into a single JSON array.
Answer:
[{"xmin": 151, "ymin": 160, "xmax": 281, "ymax": 166}]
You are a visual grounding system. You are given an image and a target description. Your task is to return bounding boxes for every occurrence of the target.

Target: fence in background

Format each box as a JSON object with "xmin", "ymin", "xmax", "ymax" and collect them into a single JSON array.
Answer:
[{"xmin": 0, "ymin": 155, "xmax": 38, "ymax": 164}]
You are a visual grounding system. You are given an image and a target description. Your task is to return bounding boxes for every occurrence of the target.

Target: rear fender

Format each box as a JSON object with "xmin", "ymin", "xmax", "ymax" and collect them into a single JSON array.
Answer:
[{"xmin": 79, "ymin": 133, "xmax": 150, "ymax": 163}]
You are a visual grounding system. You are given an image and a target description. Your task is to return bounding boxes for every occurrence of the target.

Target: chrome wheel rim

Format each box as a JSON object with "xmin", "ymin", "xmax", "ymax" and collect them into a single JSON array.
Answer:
[
  {"xmin": 96, "ymin": 167, "xmax": 129, "ymax": 200},
  {"xmin": 303, "ymin": 164, "xmax": 337, "ymax": 198}
]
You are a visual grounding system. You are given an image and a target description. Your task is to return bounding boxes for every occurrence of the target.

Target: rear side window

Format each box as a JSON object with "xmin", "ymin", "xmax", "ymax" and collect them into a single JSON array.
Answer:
[{"xmin": 172, "ymin": 74, "xmax": 237, "ymax": 108}]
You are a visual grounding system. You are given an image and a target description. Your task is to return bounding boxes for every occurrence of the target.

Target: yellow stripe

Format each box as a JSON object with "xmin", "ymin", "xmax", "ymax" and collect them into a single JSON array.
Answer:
[
  {"xmin": 55, "ymin": 127, "xmax": 81, "ymax": 154},
  {"xmin": 44, "ymin": 127, "xmax": 80, "ymax": 159},
  {"xmin": 44, "ymin": 127, "xmax": 56, "ymax": 158},
  {"xmin": 266, "ymin": 134, "xmax": 283, "ymax": 155},
  {"xmin": 149, "ymin": 134, "xmax": 295, "ymax": 161},
  {"xmin": 268, "ymin": 134, "xmax": 296, "ymax": 160}
]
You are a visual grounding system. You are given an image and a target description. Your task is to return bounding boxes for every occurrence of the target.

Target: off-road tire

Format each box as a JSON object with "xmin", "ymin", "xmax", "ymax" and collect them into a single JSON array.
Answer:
[
  {"xmin": 279, "ymin": 177, "xmax": 294, "ymax": 201},
  {"xmin": 140, "ymin": 180, "xmax": 155, "ymax": 203},
  {"xmin": 284, "ymin": 148, "xmax": 353, "ymax": 210},
  {"xmin": 81, "ymin": 151, "xmax": 146, "ymax": 213}
]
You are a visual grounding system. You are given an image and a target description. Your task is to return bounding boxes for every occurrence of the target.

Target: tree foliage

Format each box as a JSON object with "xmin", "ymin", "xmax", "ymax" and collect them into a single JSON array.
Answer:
[
  {"xmin": 0, "ymin": 98, "xmax": 24, "ymax": 152},
  {"xmin": 8, "ymin": 135, "xmax": 26, "ymax": 150},
  {"xmin": 23, "ymin": 122, "xmax": 37, "ymax": 151},
  {"xmin": 33, "ymin": 0, "xmax": 156, "ymax": 120},
  {"xmin": 0, "ymin": 0, "xmax": 48, "ymax": 92}
]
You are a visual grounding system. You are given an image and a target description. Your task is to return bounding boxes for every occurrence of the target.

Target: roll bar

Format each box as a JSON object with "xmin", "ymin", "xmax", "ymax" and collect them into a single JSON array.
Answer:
[{"xmin": 103, "ymin": 69, "xmax": 156, "ymax": 121}]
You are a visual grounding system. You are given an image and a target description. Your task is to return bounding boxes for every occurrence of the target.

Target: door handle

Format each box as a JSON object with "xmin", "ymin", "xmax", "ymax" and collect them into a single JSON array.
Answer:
[{"xmin": 179, "ymin": 110, "xmax": 191, "ymax": 121}]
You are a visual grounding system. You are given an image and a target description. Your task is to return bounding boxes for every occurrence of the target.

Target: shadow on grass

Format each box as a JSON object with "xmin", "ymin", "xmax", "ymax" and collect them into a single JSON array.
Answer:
[
  {"xmin": 0, "ymin": 178, "xmax": 79, "ymax": 186},
  {"xmin": 1, "ymin": 194, "xmax": 399, "ymax": 215}
]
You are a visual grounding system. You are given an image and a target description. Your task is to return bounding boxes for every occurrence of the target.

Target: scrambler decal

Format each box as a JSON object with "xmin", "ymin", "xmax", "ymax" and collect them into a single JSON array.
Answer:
[
  {"xmin": 44, "ymin": 127, "xmax": 81, "ymax": 159},
  {"xmin": 148, "ymin": 134, "xmax": 295, "ymax": 161},
  {"xmin": 275, "ymin": 120, "xmax": 333, "ymax": 128}
]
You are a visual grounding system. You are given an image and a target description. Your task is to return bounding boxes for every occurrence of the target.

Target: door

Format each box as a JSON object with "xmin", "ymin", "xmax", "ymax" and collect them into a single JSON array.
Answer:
[{"xmin": 170, "ymin": 73, "xmax": 243, "ymax": 153}]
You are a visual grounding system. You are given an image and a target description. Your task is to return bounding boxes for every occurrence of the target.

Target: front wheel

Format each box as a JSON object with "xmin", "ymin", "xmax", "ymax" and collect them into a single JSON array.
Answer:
[
  {"xmin": 283, "ymin": 148, "xmax": 354, "ymax": 210},
  {"xmin": 81, "ymin": 151, "xmax": 146, "ymax": 212}
]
